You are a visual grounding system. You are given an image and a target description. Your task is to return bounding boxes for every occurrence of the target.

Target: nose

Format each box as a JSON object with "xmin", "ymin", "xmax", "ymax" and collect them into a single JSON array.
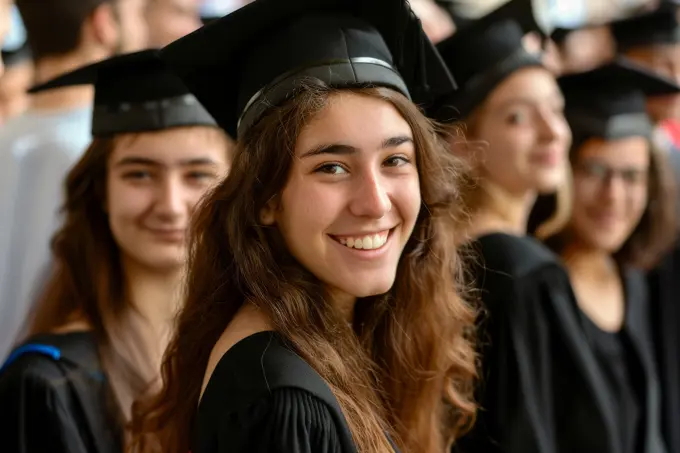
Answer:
[
  {"xmin": 537, "ymin": 109, "xmax": 564, "ymax": 143},
  {"xmin": 348, "ymin": 170, "xmax": 392, "ymax": 219},
  {"xmin": 154, "ymin": 175, "xmax": 187, "ymax": 220},
  {"xmin": 601, "ymin": 173, "xmax": 627, "ymax": 204}
]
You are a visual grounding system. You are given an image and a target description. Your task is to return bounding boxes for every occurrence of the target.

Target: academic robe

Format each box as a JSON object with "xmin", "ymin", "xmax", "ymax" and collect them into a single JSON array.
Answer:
[
  {"xmin": 0, "ymin": 331, "xmax": 123, "ymax": 453},
  {"xmin": 648, "ymin": 241, "xmax": 680, "ymax": 453},
  {"xmin": 195, "ymin": 331, "xmax": 399, "ymax": 453},
  {"xmin": 456, "ymin": 233, "xmax": 666, "ymax": 453}
]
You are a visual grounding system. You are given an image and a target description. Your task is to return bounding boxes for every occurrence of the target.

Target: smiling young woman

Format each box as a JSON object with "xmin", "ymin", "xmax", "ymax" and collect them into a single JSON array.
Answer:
[
  {"xmin": 128, "ymin": 1, "xmax": 478, "ymax": 453},
  {"xmin": 0, "ymin": 50, "xmax": 231, "ymax": 453}
]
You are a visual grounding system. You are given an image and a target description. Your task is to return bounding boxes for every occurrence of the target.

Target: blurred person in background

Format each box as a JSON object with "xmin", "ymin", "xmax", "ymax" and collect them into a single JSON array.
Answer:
[
  {"xmin": 545, "ymin": 60, "xmax": 677, "ymax": 453},
  {"xmin": 611, "ymin": 4, "xmax": 680, "ymax": 453},
  {"xmin": 611, "ymin": 1, "xmax": 680, "ymax": 149},
  {"xmin": 0, "ymin": 0, "xmax": 148, "ymax": 361},
  {"xmin": 549, "ymin": 25, "xmax": 617, "ymax": 75},
  {"xmin": 0, "ymin": 5, "xmax": 33, "ymax": 125},
  {"xmin": 0, "ymin": 50, "xmax": 231, "ymax": 453},
  {"xmin": 432, "ymin": 2, "xmax": 578, "ymax": 453},
  {"xmin": 410, "ymin": 0, "xmax": 457, "ymax": 44},
  {"xmin": 145, "ymin": 0, "xmax": 201, "ymax": 47}
]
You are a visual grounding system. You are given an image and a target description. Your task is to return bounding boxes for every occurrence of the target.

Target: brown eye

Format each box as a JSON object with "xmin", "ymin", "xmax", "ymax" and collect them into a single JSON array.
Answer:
[
  {"xmin": 383, "ymin": 156, "xmax": 410, "ymax": 167},
  {"xmin": 315, "ymin": 163, "xmax": 348, "ymax": 175}
]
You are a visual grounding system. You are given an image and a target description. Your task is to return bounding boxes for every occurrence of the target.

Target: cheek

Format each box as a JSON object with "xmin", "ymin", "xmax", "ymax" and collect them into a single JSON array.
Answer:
[
  {"xmin": 572, "ymin": 180, "xmax": 599, "ymax": 208},
  {"xmin": 107, "ymin": 183, "xmax": 152, "ymax": 231},
  {"xmin": 395, "ymin": 175, "xmax": 421, "ymax": 225},
  {"xmin": 483, "ymin": 131, "xmax": 532, "ymax": 176},
  {"xmin": 629, "ymin": 187, "xmax": 649, "ymax": 217},
  {"xmin": 278, "ymin": 180, "xmax": 341, "ymax": 240}
]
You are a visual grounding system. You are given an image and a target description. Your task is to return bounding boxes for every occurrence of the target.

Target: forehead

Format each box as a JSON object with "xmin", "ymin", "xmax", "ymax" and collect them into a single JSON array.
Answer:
[
  {"xmin": 484, "ymin": 66, "xmax": 560, "ymax": 107},
  {"xmin": 578, "ymin": 136, "xmax": 650, "ymax": 165},
  {"xmin": 294, "ymin": 92, "xmax": 413, "ymax": 152},
  {"xmin": 110, "ymin": 127, "xmax": 227, "ymax": 162}
]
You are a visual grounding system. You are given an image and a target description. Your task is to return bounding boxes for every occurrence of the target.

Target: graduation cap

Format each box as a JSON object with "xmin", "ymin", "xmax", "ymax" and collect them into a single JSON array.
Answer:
[
  {"xmin": 558, "ymin": 58, "xmax": 680, "ymax": 141},
  {"xmin": 611, "ymin": 1, "xmax": 680, "ymax": 50},
  {"xmin": 431, "ymin": 0, "xmax": 550, "ymax": 120},
  {"xmin": 159, "ymin": 0, "xmax": 456, "ymax": 139},
  {"xmin": 28, "ymin": 49, "xmax": 216, "ymax": 137}
]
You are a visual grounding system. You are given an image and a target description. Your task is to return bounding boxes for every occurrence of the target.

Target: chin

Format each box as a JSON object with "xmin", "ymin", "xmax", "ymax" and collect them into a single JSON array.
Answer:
[
  {"xmin": 128, "ymin": 251, "xmax": 184, "ymax": 273},
  {"xmin": 337, "ymin": 276, "xmax": 396, "ymax": 299},
  {"xmin": 534, "ymin": 172, "xmax": 565, "ymax": 194},
  {"xmin": 584, "ymin": 234, "xmax": 626, "ymax": 255}
]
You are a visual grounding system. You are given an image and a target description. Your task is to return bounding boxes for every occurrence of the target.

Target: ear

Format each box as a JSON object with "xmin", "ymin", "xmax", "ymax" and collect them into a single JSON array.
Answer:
[
  {"xmin": 88, "ymin": 3, "xmax": 120, "ymax": 50},
  {"xmin": 259, "ymin": 196, "xmax": 279, "ymax": 226}
]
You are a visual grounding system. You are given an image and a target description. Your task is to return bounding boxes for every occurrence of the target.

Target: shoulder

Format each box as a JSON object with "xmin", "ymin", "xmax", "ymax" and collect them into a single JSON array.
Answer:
[
  {"xmin": 0, "ymin": 341, "xmax": 71, "ymax": 416},
  {"xmin": 471, "ymin": 233, "xmax": 561, "ymax": 279},
  {"xmin": 196, "ymin": 332, "xmax": 354, "ymax": 453},
  {"xmin": 0, "ymin": 332, "xmax": 100, "ymax": 392}
]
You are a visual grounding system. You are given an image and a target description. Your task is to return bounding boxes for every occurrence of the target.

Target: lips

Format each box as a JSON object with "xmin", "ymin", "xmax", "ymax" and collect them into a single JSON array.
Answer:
[{"xmin": 147, "ymin": 228, "xmax": 186, "ymax": 242}]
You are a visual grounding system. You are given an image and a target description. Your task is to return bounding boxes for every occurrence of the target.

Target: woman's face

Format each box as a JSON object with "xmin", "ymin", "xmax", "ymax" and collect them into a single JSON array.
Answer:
[
  {"xmin": 264, "ymin": 92, "xmax": 421, "ymax": 301},
  {"xmin": 107, "ymin": 127, "xmax": 230, "ymax": 272},
  {"xmin": 570, "ymin": 136, "xmax": 650, "ymax": 253},
  {"xmin": 472, "ymin": 67, "xmax": 572, "ymax": 196}
]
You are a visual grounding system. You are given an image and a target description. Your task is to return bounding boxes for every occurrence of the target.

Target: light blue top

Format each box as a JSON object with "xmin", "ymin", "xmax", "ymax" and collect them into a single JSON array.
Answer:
[{"xmin": 0, "ymin": 106, "xmax": 92, "ymax": 361}]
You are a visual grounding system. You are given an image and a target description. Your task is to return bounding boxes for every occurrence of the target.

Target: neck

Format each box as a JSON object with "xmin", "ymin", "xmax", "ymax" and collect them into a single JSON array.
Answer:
[
  {"xmin": 467, "ymin": 182, "xmax": 537, "ymax": 239},
  {"xmin": 29, "ymin": 52, "xmax": 104, "ymax": 112},
  {"xmin": 561, "ymin": 241, "xmax": 616, "ymax": 281},
  {"xmin": 122, "ymin": 257, "xmax": 184, "ymax": 351}
]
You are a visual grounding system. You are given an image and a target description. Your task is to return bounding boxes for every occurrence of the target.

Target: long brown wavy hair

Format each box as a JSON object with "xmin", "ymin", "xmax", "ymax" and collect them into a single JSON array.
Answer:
[
  {"xmin": 130, "ymin": 82, "xmax": 478, "ymax": 453},
  {"xmin": 26, "ymin": 126, "xmax": 230, "ymax": 430}
]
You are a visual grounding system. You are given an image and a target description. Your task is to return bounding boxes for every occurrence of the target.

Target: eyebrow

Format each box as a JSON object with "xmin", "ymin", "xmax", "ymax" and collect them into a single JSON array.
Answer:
[
  {"xmin": 114, "ymin": 156, "xmax": 220, "ymax": 168},
  {"xmin": 300, "ymin": 135, "xmax": 414, "ymax": 159}
]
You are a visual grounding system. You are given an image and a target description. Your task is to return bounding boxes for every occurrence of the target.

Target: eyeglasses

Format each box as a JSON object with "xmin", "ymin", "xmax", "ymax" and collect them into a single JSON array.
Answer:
[{"xmin": 575, "ymin": 161, "xmax": 648, "ymax": 187}]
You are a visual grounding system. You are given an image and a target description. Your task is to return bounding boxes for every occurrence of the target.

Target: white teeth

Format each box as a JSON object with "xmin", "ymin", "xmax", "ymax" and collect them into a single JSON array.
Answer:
[{"xmin": 336, "ymin": 231, "xmax": 389, "ymax": 250}]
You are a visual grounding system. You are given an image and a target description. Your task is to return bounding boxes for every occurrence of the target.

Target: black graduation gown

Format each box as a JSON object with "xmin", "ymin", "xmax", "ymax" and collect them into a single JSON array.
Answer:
[
  {"xmin": 648, "ymin": 241, "xmax": 680, "ymax": 453},
  {"xmin": 457, "ymin": 233, "xmax": 666, "ymax": 453},
  {"xmin": 0, "ymin": 331, "xmax": 122, "ymax": 453},
  {"xmin": 195, "ymin": 331, "xmax": 399, "ymax": 453}
]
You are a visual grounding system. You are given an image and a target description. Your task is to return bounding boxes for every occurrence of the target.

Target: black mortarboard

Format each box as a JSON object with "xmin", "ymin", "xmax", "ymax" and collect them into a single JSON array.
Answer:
[
  {"xmin": 611, "ymin": 2, "xmax": 680, "ymax": 50},
  {"xmin": 431, "ymin": 0, "xmax": 550, "ymax": 120},
  {"xmin": 558, "ymin": 58, "xmax": 680, "ymax": 141},
  {"xmin": 159, "ymin": 0, "xmax": 456, "ymax": 139},
  {"xmin": 28, "ymin": 49, "xmax": 216, "ymax": 137}
]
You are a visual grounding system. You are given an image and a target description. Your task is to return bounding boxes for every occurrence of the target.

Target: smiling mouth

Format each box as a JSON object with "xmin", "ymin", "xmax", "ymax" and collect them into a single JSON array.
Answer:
[
  {"xmin": 148, "ymin": 229, "xmax": 186, "ymax": 241},
  {"xmin": 330, "ymin": 228, "xmax": 394, "ymax": 250}
]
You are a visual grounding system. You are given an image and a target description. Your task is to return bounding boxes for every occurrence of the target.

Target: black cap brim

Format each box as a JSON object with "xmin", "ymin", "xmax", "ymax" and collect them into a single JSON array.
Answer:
[{"xmin": 28, "ymin": 49, "xmax": 162, "ymax": 94}]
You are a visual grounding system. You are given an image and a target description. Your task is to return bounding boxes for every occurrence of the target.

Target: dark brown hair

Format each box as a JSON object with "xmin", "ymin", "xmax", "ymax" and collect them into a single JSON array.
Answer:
[
  {"xmin": 546, "ymin": 137, "xmax": 677, "ymax": 269},
  {"xmin": 17, "ymin": 0, "xmax": 113, "ymax": 60},
  {"xmin": 130, "ymin": 82, "xmax": 478, "ymax": 453},
  {"xmin": 27, "ymin": 126, "xmax": 230, "ymax": 430}
]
